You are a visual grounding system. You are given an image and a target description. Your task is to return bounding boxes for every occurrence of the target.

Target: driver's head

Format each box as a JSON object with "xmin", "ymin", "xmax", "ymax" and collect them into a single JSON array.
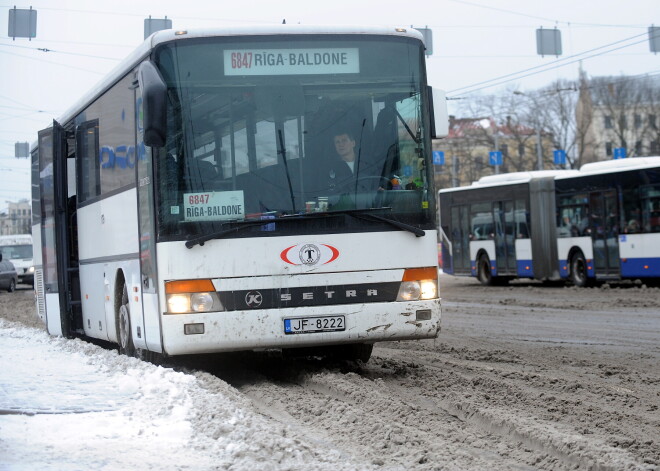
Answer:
[{"xmin": 333, "ymin": 132, "xmax": 356, "ymax": 162}]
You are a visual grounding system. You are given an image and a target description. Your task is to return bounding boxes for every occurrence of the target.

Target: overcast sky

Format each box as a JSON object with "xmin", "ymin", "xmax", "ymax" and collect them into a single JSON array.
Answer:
[{"xmin": 1, "ymin": 0, "xmax": 658, "ymax": 207}]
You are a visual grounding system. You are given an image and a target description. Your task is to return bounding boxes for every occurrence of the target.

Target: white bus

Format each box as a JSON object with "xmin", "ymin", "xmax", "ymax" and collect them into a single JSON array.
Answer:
[
  {"xmin": 32, "ymin": 25, "xmax": 448, "ymax": 362},
  {"xmin": 439, "ymin": 157, "xmax": 660, "ymax": 286},
  {"xmin": 0, "ymin": 234, "xmax": 34, "ymax": 286}
]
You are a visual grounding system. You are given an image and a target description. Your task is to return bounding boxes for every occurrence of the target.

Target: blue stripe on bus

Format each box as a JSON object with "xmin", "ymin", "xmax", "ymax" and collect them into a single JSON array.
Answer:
[
  {"xmin": 620, "ymin": 257, "xmax": 660, "ymax": 277},
  {"xmin": 558, "ymin": 259, "xmax": 595, "ymax": 279},
  {"xmin": 470, "ymin": 260, "xmax": 499, "ymax": 277},
  {"xmin": 516, "ymin": 260, "xmax": 534, "ymax": 278}
]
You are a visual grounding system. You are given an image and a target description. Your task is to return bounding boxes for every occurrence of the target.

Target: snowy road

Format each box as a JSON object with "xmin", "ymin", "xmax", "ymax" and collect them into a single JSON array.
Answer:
[{"xmin": 1, "ymin": 275, "xmax": 659, "ymax": 470}]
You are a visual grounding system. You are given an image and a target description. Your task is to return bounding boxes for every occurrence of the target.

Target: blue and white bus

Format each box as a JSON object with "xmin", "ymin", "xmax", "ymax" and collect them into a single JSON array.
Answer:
[
  {"xmin": 439, "ymin": 157, "xmax": 660, "ymax": 286},
  {"xmin": 32, "ymin": 25, "xmax": 448, "ymax": 362}
]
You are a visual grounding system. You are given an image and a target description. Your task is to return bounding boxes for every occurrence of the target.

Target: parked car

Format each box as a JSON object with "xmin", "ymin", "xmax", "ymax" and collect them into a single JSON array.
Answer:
[{"xmin": 0, "ymin": 253, "xmax": 18, "ymax": 293}]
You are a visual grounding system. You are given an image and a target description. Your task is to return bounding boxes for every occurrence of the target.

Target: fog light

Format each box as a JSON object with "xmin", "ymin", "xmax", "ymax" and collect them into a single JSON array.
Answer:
[
  {"xmin": 416, "ymin": 309, "xmax": 432, "ymax": 320},
  {"xmin": 184, "ymin": 323, "xmax": 204, "ymax": 335}
]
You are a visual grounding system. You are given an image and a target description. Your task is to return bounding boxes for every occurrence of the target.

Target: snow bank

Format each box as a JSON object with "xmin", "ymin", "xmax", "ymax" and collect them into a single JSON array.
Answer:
[{"xmin": 0, "ymin": 320, "xmax": 349, "ymax": 471}]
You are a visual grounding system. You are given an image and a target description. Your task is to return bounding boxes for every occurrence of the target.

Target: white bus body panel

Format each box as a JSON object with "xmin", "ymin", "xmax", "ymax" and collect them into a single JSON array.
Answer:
[
  {"xmin": 31, "ymin": 224, "xmax": 46, "ymax": 326},
  {"xmin": 77, "ymin": 190, "xmax": 139, "ymax": 262},
  {"xmin": 469, "ymin": 240, "xmax": 495, "ymax": 272},
  {"xmin": 156, "ymin": 230, "xmax": 440, "ymax": 355},
  {"xmin": 45, "ymin": 293, "xmax": 62, "ymax": 336},
  {"xmin": 77, "ymin": 189, "xmax": 140, "ymax": 343},
  {"xmin": 161, "ymin": 299, "xmax": 440, "ymax": 355},
  {"xmin": 557, "ymin": 237, "xmax": 593, "ymax": 277},
  {"xmin": 619, "ymin": 233, "xmax": 660, "ymax": 278}
]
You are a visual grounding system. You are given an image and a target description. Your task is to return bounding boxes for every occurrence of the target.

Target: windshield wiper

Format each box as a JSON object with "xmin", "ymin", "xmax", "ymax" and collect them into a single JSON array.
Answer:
[
  {"xmin": 185, "ymin": 220, "xmax": 276, "ymax": 248},
  {"xmin": 185, "ymin": 212, "xmax": 337, "ymax": 248},
  {"xmin": 339, "ymin": 209, "xmax": 426, "ymax": 237},
  {"xmin": 285, "ymin": 207, "xmax": 425, "ymax": 237}
]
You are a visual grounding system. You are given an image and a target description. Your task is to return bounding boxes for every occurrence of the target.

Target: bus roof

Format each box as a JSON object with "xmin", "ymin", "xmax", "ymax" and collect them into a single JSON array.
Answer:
[
  {"xmin": 439, "ymin": 169, "xmax": 579, "ymax": 193},
  {"xmin": 439, "ymin": 156, "xmax": 660, "ymax": 194},
  {"xmin": 56, "ymin": 24, "xmax": 425, "ymax": 128},
  {"xmin": 571, "ymin": 156, "xmax": 660, "ymax": 176}
]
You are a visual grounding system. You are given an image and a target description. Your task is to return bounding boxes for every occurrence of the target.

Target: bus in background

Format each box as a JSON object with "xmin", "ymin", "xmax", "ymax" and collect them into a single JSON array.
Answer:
[
  {"xmin": 0, "ymin": 234, "xmax": 34, "ymax": 286},
  {"xmin": 439, "ymin": 157, "xmax": 660, "ymax": 286},
  {"xmin": 32, "ymin": 25, "xmax": 448, "ymax": 362}
]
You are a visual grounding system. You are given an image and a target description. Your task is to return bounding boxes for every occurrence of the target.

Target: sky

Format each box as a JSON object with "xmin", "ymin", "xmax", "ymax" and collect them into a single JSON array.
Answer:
[{"xmin": 0, "ymin": 0, "xmax": 658, "ymax": 208}]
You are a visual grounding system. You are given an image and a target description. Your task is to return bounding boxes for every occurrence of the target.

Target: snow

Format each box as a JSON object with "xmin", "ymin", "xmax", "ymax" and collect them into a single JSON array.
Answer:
[{"xmin": 0, "ymin": 319, "xmax": 346, "ymax": 471}]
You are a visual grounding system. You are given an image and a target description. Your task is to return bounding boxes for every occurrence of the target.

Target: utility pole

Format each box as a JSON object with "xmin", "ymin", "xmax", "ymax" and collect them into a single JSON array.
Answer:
[
  {"xmin": 494, "ymin": 133, "xmax": 500, "ymax": 175},
  {"xmin": 536, "ymin": 127, "xmax": 543, "ymax": 170}
]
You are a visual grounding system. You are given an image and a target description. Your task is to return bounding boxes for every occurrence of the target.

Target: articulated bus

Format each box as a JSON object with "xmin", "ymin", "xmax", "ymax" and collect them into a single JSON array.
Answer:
[
  {"xmin": 439, "ymin": 157, "xmax": 660, "ymax": 286},
  {"xmin": 32, "ymin": 25, "xmax": 448, "ymax": 362}
]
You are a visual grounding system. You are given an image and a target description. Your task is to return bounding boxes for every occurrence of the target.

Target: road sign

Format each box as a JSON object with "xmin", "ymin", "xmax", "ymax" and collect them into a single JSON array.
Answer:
[
  {"xmin": 613, "ymin": 147, "xmax": 627, "ymax": 159},
  {"xmin": 536, "ymin": 27, "xmax": 562, "ymax": 56},
  {"xmin": 650, "ymin": 26, "xmax": 660, "ymax": 54},
  {"xmin": 144, "ymin": 16, "xmax": 172, "ymax": 39},
  {"xmin": 432, "ymin": 150, "xmax": 444, "ymax": 165},
  {"xmin": 413, "ymin": 27, "xmax": 433, "ymax": 56},
  {"xmin": 489, "ymin": 151, "xmax": 502, "ymax": 166},
  {"xmin": 8, "ymin": 7, "xmax": 37, "ymax": 40},
  {"xmin": 553, "ymin": 149, "xmax": 566, "ymax": 165}
]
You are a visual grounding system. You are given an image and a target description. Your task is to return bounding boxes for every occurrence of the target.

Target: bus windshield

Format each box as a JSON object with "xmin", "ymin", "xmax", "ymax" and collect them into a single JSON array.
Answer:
[
  {"xmin": 153, "ymin": 35, "xmax": 434, "ymax": 240},
  {"xmin": 0, "ymin": 244, "xmax": 33, "ymax": 260}
]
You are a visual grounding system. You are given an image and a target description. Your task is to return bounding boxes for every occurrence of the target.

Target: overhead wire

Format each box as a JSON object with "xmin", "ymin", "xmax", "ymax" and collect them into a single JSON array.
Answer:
[
  {"xmin": 447, "ymin": 32, "xmax": 649, "ymax": 96},
  {"xmin": 0, "ymin": 42, "xmax": 121, "ymax": 61},
  {"xmin": 451, "ymin": 39, "xmax": 649, "ymax": 97},
  {"xmin": 446, "ymin": 0, "xmax": 649, "ymax": 28}
]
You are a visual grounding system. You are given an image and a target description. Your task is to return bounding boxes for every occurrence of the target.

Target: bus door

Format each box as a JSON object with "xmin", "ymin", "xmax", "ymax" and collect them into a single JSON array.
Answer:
[
  {"xmin": 450, "ymin": 205, "xmax": 470, "ymax": 273},
  {"xmin": 493, "ymin": 201, "xmax": 516, "ymax": 275},
  {"xmin": 589, "ymin": 190, "xmax": 620, "ymax": 277},
  {"xmin": 38, "ymin": 121, "xmax": 78, "ymax": 336}
]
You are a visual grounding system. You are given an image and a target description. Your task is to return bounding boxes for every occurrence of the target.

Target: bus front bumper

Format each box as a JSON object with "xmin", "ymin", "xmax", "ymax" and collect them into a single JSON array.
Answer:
[{"xmin": 160, "ymin": 299, "xmax": 441, "ymax": 356}]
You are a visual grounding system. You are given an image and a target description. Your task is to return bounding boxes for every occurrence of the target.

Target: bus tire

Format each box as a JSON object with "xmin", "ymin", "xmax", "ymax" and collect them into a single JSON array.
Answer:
[
  {"xmin": 477, "ymin": 255, "xmax": 494, "ymax": 286},
  {"xmin": 570, "ymin": 252, "xmax": 589, "ymax": 287},
  {"xmin": 117, "ymin": 284, "xmax": 136, "ymax": 357}
]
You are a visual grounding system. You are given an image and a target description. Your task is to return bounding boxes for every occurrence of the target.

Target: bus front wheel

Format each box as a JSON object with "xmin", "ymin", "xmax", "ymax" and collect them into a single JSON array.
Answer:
[
  {"xmin": 570, "ymin": 252, "xmax": 589, "ymax": 287},
  {"xmin": 477, "ymin": 255, "xmax": 494, "ymax": 286},
  {"xmin": 117, "ymin": 285, "xmax": 136, "ymax": 356}
]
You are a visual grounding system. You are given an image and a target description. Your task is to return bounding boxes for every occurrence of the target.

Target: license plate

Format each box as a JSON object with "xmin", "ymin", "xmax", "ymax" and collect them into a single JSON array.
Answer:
[{"xmin": 284, "ymin": 316, "xmax": 345, "ymax": 334}]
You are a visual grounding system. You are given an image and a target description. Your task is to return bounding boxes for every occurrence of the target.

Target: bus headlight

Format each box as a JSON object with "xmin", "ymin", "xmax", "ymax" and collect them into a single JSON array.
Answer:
[
  {"xmin": 420, "ymin": 280, "xmax": 438, "ymax": 299},
  {"xmin": 396, "ymin": 267, "xmax": 438, "ymax": 301},
  {"xmin": 167, "ymin": 294, "xmax": 191, "ymax": 313},
  {"xmin": 191, "ymin": 292, "xmax": 214, "ymax": 312},
  {"xmin": 165, "ymin": 279, "xmax": 223, "ymax": 314},
  {"xmin": 397, "ymin": 281, "xmax": 421, "ymax": 301}
]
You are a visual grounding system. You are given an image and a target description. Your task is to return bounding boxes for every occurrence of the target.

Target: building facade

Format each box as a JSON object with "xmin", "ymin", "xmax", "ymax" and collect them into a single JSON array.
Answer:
[
  {"xmin": 0, "ymin": 199, "xmax": 32, "ymax": 235},
  {"xmin": 433, "ymin": 116, "xmax": 555, "ymax": 189},
  {"xmin": 577, "ymin": 75, "xmax": 660, "ymax": 163}
]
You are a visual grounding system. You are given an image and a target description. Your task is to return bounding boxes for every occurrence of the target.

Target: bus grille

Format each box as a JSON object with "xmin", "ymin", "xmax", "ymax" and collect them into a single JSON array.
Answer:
[{"xmin": 35, "ymin": 269, "xmax": 46, "ymax": 321}]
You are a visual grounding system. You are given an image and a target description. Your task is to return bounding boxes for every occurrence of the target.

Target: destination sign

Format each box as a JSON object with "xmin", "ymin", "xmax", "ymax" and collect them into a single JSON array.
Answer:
[
  {"xmin": 183, "ymin": 191, "xmax": 245, "ymax": 222},
  {"xmin": 224, "ymin": 48, "xmax": 359, "ymax": 75}
]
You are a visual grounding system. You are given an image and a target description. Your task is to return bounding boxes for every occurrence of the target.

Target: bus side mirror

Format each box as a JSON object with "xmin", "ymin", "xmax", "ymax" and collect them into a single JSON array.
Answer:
[
  {"xmin": 429, "ymin": 87, "xmax": 449, "ymax": 139},
  {"xmin": 138, "ymin": 61, "xmax": 167, "ymax": 148}
]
